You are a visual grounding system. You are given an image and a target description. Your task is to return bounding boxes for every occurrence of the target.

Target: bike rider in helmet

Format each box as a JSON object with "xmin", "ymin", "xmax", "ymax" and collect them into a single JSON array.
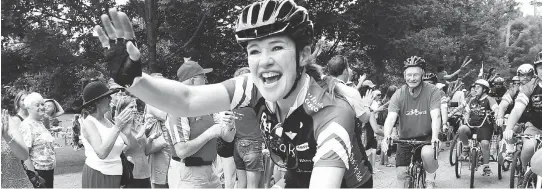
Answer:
[
  {"xmin": 423, "ymin": 72, "xmax": 450, "ymax": 139},
  {"xmin": 381, "ymin": 56, "xmax": 443, "ymax": 188},
  {"xmin": 91, "ymin": 0, "xmax": 373, "ymax": 188},
  {"xmin": 489, "ymin": 77, "xmax": 507, "ymax": 104},
  {"xmin": 458, "ymin": 79, "xmax": 499, "ymax": 176},
  {"xmin": 496, "ymin": 64, "xmax": 536, "ymax": 160},
  {"xmin": 423, "ymin": 73, "xmax": 438, "ymax": 85},
  {"xmin": 504, "ymin": 51, "xmax": 542, "ymax": 172}
]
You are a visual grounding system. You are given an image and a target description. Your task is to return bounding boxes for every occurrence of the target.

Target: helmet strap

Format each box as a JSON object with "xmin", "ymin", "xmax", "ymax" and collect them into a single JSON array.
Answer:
[{"xmin": 283, "ymin": 52, "xmax": 303, "ymax": 99}]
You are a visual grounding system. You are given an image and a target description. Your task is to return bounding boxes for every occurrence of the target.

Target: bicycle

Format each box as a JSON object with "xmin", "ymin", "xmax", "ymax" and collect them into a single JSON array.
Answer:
[
  {"xmin": 454, "ymin": 114, "xmax": 503, "ymax": 188},
  {"xmin": 449, "ymin": 114, "xmax": 463, "ymax": 166},
  {"xmin": 389, "ymin": 139, "xmax": 438, "ymax": 188},
  {"xmin": 509, "ymin": 133, "xmax": 542, "ymax": 189}
]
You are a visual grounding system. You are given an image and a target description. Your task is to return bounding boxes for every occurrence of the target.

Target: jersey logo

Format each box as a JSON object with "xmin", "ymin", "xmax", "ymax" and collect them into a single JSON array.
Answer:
[
  {"xmin": 405, "ymin": 109, "xmax": 427, "ymax": 116},
  {"xmin": 305, "ymin": 93, "xmax": 324, "ymax": 112},
  {"xmin": 532, "ymin": 94, "xmax": 542, "ymax": 111},
  {"xmin": 285, "ymin": 131, "xmax": 297, "ymax": 140},
  {"xmin": 296, "ymin": 142, "xmax": 309, "ymax": 151}
]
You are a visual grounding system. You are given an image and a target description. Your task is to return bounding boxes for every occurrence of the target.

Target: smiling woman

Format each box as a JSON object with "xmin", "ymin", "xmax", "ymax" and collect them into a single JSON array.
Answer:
[
  {"xmin": 19, "ymin": 92, "xmax": 57, "ymax": 188},
  {"xmin": 91, "ymin": 0, "xmax": 373, "ymax": 188}
]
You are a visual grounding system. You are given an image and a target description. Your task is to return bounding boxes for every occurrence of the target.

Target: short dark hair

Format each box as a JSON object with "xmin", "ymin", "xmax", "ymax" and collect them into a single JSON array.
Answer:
[
  {"xmin": 326, "ymin": 55, "xmax": 349, "ymax": 77},
  {"xmin": 437, "ymin": 65, "xmax": 445, "ymax": 72}
]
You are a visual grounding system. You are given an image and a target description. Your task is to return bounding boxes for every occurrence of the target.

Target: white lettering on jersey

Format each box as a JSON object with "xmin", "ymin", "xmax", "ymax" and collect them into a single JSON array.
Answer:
[
  {"xmin": 405, "ymin": 109, "xmax": 427, "ymax": 116},
  {"xmin": 296, "ymin": 142, "xmax": 309, "ymax": 151}
]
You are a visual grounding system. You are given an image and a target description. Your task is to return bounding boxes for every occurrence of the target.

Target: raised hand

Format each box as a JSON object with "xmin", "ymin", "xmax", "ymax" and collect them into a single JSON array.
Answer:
[
  {"xmin": 358, "ymin": 73, "xmax": 367, "ymax": 85},
  {"xmin": 95, "ymin": 8, "xmax": 141, "ymax": 87},
  {"xmin": 306, "ymin": 39, "xmax": 324, "ymax": 64},
  {"xmin": 460, "ymin": 56, "xmax": 472, "ymax": 69},
  {"xmin": 115, "ymin": 106, "xmax": 134, "ymax": 134}
]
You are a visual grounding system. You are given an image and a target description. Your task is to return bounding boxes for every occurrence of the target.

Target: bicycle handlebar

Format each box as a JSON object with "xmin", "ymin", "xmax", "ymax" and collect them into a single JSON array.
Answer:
[
  {"xmin": 464, "ymin": 113, "xmax": 491, "ymax": 128},
  {"xmin": 512, "ymin": 133, "xmax": 542, "ymax": 140},
  {"xmin": 390, "ymin": 139, "xmax": 438, "ymax": 160}
]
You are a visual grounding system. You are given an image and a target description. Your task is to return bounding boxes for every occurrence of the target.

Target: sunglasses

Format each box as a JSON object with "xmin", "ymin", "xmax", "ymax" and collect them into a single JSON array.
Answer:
[{"xmin": 261, "ymin": 122, "xmax": 299, "ymax": 170}]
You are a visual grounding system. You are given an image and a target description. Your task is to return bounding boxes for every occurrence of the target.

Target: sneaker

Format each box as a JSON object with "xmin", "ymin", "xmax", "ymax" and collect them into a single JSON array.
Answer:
[
  {"xmin": 426, "ymin": 172, "xmax": 436, "ymax": 189},
  {"xmin": 482, "ymin": 166, "xmax": 492, "ymax": 176}
]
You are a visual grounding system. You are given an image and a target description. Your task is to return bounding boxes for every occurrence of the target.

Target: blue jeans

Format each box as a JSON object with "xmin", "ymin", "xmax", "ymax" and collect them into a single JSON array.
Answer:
[{"xmin": 233, "ymin": 139, "xmax": 264, "ymax": 171}]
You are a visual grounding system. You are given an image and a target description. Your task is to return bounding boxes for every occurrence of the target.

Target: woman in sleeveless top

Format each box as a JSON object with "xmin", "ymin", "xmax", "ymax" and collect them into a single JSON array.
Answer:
[
  {"xmin": 80, "ymin": 81, "xmax": 137, "ymax": 188},
  {"xmin": 2, "ymin": 104, "xmax": 33, "ymax": 188}
]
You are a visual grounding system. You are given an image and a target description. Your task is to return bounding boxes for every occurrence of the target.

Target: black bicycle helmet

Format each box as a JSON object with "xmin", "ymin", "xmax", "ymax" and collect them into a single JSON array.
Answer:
[
  {"xmin": 235, "ymin": 0, "xmax": 314, "ymax": 48},
  {"xmin": 535, "ymin": 51, "xmax": 542, "ymax": 66},
  {"xmin": 234, "ymin": 0, "xmax": 314, "ymax": 99}
]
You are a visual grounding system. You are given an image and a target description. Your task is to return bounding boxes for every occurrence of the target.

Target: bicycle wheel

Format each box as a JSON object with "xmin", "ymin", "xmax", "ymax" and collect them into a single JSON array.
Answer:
[
  {"xmin": 450, "ymin": 135, "xmax": 459, "ymax": 166},
  {"xmin": 470, "ymin": 148, "xmax": 478, "ymax": 188},
  {"xmin": 416, "ymin": 169, "xmax": 426, "ymax": 188},
  {"xmin": 520, "ymin": 169, "xmax": 537, "ymax": 188},
  {"xmin": 455, "ymin": 142, "xmax": 463, "ymax": 178},
  {"xmin": 509, "ymin": 151, "xmax": 523, "ymax": 188},
  {"xmin": 502, "ymin": 142, "xmax": 504, "ymax": 180}
]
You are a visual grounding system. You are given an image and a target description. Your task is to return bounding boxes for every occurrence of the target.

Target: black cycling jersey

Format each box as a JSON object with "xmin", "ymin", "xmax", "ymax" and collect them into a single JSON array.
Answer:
[{"xmin": 222, "ymin": 74, "xmax": 372, "ymax": 188}]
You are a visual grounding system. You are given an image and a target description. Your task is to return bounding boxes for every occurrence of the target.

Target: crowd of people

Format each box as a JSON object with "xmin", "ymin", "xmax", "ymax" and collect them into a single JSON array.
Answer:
[{"xmin": 2, "ymin": 0, "xmax": 542, "ymax": 188}]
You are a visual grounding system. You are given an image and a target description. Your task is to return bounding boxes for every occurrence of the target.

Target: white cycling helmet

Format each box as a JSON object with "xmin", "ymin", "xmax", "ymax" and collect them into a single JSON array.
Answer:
[
  {"xmin": 517, "ymin": 64, "xmax": 535, "ymax": 75},
  {"xmin": 474, "ymin": 79, "xmax": 490, "ymax": 89}
]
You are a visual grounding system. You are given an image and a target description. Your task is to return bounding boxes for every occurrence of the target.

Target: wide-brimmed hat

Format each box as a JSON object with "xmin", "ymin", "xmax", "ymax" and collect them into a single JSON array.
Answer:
[
  {"xmin": 82, "ymin": 81, "xmax": 119, "ymax": 107},
  {"xmin": 44, "ymin": 99, "xmax": 65, "ymax": 117},
  {"xmin": 177, "ymin": 58, "xmax": 213, "ymax": 82}
]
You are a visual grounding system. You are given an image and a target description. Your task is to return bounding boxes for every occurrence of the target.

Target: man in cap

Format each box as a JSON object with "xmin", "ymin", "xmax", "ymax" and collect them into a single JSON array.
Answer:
[{"xmin": 164, "ymin": 58, "xmax": 236, "ymax": 188}]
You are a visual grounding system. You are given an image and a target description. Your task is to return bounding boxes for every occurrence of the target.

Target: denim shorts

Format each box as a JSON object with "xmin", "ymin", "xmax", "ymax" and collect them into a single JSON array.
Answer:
[{"xmin": 233, "ymin": 139, "xmax": 264, "ymax": 172}]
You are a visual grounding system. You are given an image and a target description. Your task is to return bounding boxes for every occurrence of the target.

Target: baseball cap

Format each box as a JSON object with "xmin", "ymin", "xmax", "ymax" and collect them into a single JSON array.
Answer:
[
  {"xmin": 177, "ymin": 58, "xmax": 213, "ymax": 82},
  {"xmin": 362, "ymin": 80, "xmax": 376, "ymax": 88}
]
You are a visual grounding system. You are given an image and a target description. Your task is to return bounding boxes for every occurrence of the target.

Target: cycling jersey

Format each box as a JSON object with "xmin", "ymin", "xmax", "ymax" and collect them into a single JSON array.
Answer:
[
  {"xmin": 466, "ymin": 95, "xmax": 497, "ymax": 126},
  {"xmin": 502, "ymin": 87, "xmax": 529, "ymax": 123},
  {"xmin": 388, "ymin": 82, "xmax": 443, "ymax": 139},
  {"xmin": 221, "ymin": 73, "xmax": 371, "ymax": 188},
  {"xmin": 516, "ymin": 78, "xmax": 542, "ymax": 130}
]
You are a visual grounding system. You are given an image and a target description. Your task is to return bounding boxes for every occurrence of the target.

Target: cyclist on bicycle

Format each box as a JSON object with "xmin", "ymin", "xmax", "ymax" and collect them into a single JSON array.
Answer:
[
  {"xmin": 496, "ymin": 64, "xmax": 535, "ymax": 160},
  {"xmin": 504, "ymin": 51, "xmax": 542, "ymax": 171},
  {"xmin": 381, "ymin": 56, "xmax": 442, "ymax": 188},
  {"xmin": 92, "ymin": 0, "xmax": 373, "ymax": 188},
  {"xmin": 489, "ymin": 77, "xmax": 507, "ymax": 104},
  {"xmin": 424, "ymin": 72, "xmax": 450, "ymax": 142},
  {"xmin": 457, "ymin": 79, "xmax": 498, "ymax": 176}
]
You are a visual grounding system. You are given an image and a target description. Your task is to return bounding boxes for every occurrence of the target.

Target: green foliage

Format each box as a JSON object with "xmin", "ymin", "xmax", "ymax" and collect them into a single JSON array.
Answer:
[{"xmin": 2, "ymin": 0, "xmax": 540, "ymax": 112}]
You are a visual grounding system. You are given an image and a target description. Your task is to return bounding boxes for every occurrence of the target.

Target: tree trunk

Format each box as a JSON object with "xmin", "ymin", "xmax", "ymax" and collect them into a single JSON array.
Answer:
[{"xmin": 145, "ymin": 0, "xmax": 159, "ymax": 73}]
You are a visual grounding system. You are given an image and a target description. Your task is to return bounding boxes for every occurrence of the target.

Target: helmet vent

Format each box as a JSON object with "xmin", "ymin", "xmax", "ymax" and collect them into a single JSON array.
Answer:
[
  {"xmin": 263, "ymin": 1, "xmax": 277, "ymax": 22},
  {"xmin": 289, "ymin": 11, "xmax": 304, "ymax": 27},
  {"xmin": 277, "ymin": 1, "xmax": 294, "ymax": 19},
  {"xmin": 242, "ymin": 7, "xmax": 250, "ymax": 24},
  {"xmin": 251, "ymin": 4, "xmax": 261, "ymax": 25}
]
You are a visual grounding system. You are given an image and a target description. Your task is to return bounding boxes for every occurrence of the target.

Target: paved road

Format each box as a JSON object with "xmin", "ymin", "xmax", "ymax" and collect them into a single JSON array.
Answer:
[
  {"xmin": 53, "ymin": 114, "xmax": 513, "ymax": 188},
  {"xmin": 373, "ymin": 145, "xmax": 511, "ymax": 188}
]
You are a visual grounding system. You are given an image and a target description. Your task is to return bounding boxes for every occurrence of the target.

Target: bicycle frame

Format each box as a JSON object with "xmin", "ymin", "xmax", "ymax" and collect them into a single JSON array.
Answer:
[
  {"xmin": 511, "ymin": 134, "xmax": 542, "ymax": 189},
  {"xmin": 391, "ymin": 139, "xmax": 437, "ymax": 188}
]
